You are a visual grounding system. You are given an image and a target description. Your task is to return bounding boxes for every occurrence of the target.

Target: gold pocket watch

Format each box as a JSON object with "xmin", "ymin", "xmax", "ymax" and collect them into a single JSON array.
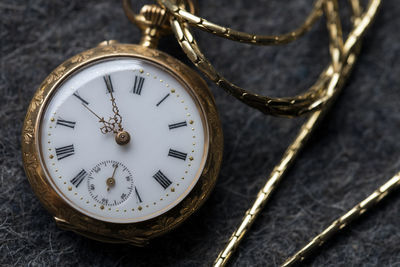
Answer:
[{"xmin": 21, "ymin": 2, "xmax": 222, "ymax": 245}]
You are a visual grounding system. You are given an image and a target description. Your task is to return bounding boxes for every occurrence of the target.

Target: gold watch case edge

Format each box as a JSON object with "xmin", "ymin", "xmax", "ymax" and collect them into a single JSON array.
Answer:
[{"xmin": 21, "ymin": 42, "xmax": 223, "ymax": 246}]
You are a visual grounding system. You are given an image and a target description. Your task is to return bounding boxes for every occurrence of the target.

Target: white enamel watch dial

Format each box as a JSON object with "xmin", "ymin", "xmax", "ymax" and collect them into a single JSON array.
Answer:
[{"xmin": 39, "ymin": 57, "xmax": 208, "ymax": 223}]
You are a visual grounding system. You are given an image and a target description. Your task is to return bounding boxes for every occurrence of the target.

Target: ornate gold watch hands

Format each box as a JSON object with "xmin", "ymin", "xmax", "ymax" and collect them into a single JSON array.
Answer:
[
  {"xmin": 80, "ymin": 75, "xmax": 126, "ymax": 137},
  {"xmin": 81, "ymin": 101, "xmax": 130, "ymax": 145},
  {"xmin": 81, "ymin": 103, "xmax": 116, "ymax": 134},
  {"xmin": 106, "ymin": 164, "xmax": 118, "ymax": 191},
  {"xmin": 104, "ymin": 75, "xmax": 123, "ymax": 132},
  {"xmin": 103, "ymin": 75, "xmax": 131, "ymax": 145}
]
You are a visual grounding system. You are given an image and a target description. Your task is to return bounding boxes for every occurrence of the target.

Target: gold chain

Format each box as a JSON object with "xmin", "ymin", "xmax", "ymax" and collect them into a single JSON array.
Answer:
[
  {"xmin": 282, "ymin": 171, "xmax": 400, "ymax": 266},
  {"xmin": 213, "ymin": 52, "xmax": 359, "ymax": 267},
  {"xmin": 158, "ymin": 0, "xmax": 324, "ymax": 45},
  {"xmin": 210, "ymin": 0, "xmax": 381, "ymax": 265},
  {"xmin": 157, "ymin": 0, "xmax": 356, "ymax": 117}
]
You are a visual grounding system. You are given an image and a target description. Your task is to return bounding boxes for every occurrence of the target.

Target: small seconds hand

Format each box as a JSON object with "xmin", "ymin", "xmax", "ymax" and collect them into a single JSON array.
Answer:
[{"xmin": 107, "ymin": 164, "xmax": 118, "ymax": 191}]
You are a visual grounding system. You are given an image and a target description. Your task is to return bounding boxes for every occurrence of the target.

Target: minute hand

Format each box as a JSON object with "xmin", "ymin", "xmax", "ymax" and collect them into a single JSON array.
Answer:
[
  {"xmin": 81, "ymin": 103, "xmax": 115, "ymax": 134},
  {"xmin": 104, "ymin": 75, "xmax": 123, "ymax": 132}
]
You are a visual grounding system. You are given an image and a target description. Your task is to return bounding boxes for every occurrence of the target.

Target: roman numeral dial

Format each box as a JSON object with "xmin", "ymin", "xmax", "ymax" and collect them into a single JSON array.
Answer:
[
  {"xmin": 169, "ymin": 121, "xmax": 187, "ymax": 130},
  {"xmin": 55, "ymin": 145, "xmax": 74, "ymax": 160},
  {"xmin": 56, "ymin": 119, "xmax": 76, "ymax": 129},
  {"xmin": 131, "ymin": 75, "xmax": 145, "ymax": 95},
  {"xmin": 153, "ymin": 170, "xmax": 172, "ymax": 189},
  {"xmin": 135, "ymin": 187, "xmax": 143, "ymax": 203},
  {"xmin": 73, "ymin": 92, "xmax": 89, "ymax": 105},
  {"xmin": 156, "ymin": 93, "xmax": 170, "ymax": 106},
  {"xmin": 70, "ymin": 169, "xmax": 88, "ymax": 188},
  {"xmin": 103, "ymin": 74, "xmax": 114, "ymax": 93},
  {"xmin": 168, "ymin": 149, "xmax": 187, "ymax": 161}
]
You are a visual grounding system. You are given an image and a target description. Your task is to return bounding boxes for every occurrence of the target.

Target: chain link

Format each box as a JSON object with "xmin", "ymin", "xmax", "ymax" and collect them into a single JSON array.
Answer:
[
  {"xmin": 282, "ymin": 171, "xmax": 400, "ymax": 266},
  {"xmin": 158, "ymin": 0, "xmax": 324, "ymax": 45}
]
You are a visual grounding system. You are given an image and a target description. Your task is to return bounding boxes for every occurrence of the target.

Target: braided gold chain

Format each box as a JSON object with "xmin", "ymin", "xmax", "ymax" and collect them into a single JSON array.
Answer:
[
  {"xmin": 281, "ymin": 3, "xmax": 383, "ymax": 265},
  {"xmin": 282, "ymin": 171, "xmax": 400, "ymax": 266},
  {"xmin": 214, "ymin": 42, "xmax": 360, "ymax": 267},
  {"xmin": 158, "ymin": 0, "xmax": 372, "ymax": 117},
  {"xmin": 204, "ymin": 0, "xmax": 379, "ymax": 266},
  {"xmin": 158, "ymin": 0, "xmax": 324, "ymax": 46}
]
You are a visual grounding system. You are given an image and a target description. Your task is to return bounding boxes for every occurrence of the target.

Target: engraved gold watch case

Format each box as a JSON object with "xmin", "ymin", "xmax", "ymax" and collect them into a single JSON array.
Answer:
[{"xmin": 21, "ymin": 42, "xmax": 223, "ymax": 245}]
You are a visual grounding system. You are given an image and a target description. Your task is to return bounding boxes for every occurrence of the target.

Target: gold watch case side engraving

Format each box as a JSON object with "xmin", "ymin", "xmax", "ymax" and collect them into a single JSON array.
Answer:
[{"xmin": 21, "ymin": 43, "xmax": 223, "ymax": 245}]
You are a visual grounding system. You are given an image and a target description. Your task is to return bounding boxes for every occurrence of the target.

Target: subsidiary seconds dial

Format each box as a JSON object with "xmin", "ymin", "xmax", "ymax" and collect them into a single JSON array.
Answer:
[{"xmin": 87, "ymin": 160, "xmax": 134, "ymax": 206}]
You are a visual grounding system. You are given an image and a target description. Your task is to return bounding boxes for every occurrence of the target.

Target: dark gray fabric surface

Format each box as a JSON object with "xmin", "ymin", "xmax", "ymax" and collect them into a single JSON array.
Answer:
[{"xmin": 1, "ymin": 0, "xmax": 400, "ymax": 266}]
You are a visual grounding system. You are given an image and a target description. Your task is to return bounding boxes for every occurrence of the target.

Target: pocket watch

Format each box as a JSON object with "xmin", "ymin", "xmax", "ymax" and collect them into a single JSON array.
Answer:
[{"xmin": 21, "ymin": 3, "xmax": 223, "ymax": 246}]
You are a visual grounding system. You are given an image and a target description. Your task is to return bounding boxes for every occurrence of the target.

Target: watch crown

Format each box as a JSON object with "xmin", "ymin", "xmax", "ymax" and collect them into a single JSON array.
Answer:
[
  {"xmin": 135, "ymin": 4, "xmax": 171, "ymax": 48},
  {"xmin": 139, "ymin": 4, "xmax": 170, "ymax": 30},
  {"xmin": 123, "ymin": 1, "xmax": 198, "ymax": 49},
  {"xmin": 123, "ymin": 2, "xmax": 171, "ymax": 49}
]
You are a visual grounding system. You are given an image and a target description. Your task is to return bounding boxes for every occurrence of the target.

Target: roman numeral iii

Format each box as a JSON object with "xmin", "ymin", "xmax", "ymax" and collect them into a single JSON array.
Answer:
[
  {"xmin": 169, "ymin": 121, "xmax": 187, "ymax": 130},
  {"xmin": 70, "ymin": 169, "xmax": 88, "ymax": 187},
  {"xmin": 131, "ymin": 75, "xmax": 145, "ymax": 95},
  {"xmin": 55, "ymin": 145, "xmax": 75, "ymax": 160},
  {"xmin": 168, "ymin": 149, "xmax": 187, "ymax": 161},
  {"xmin": 153, "ymin": 170, "xmax": 172, "ymax": 189},
  {"xmin": 56, "ymin": 119, "xmax": 76, "ymax": 129}
]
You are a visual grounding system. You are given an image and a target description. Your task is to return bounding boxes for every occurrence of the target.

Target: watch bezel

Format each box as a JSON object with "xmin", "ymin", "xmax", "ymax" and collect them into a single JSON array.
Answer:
[{"xmin": 21, "ymin": 43, "xmax": 223, "ymax": 245}]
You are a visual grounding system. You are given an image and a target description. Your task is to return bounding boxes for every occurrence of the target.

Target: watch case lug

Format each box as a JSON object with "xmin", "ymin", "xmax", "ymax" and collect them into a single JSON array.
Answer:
[{"xmin": 54, "ymin": 216, "xmax": 75, "ymax": 231}]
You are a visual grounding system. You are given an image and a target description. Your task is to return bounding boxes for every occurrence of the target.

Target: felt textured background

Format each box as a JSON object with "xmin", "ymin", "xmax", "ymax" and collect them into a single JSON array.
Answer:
[{"xmin": 1, "ymin": 0, "xmax": 400, "ymax": 266}]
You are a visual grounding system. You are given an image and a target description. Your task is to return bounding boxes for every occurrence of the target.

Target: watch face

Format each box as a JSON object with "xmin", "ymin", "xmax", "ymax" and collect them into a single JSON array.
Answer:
[{"xmin": 38, "ymin": 57, "xmax": 209, "ymax": 223}]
